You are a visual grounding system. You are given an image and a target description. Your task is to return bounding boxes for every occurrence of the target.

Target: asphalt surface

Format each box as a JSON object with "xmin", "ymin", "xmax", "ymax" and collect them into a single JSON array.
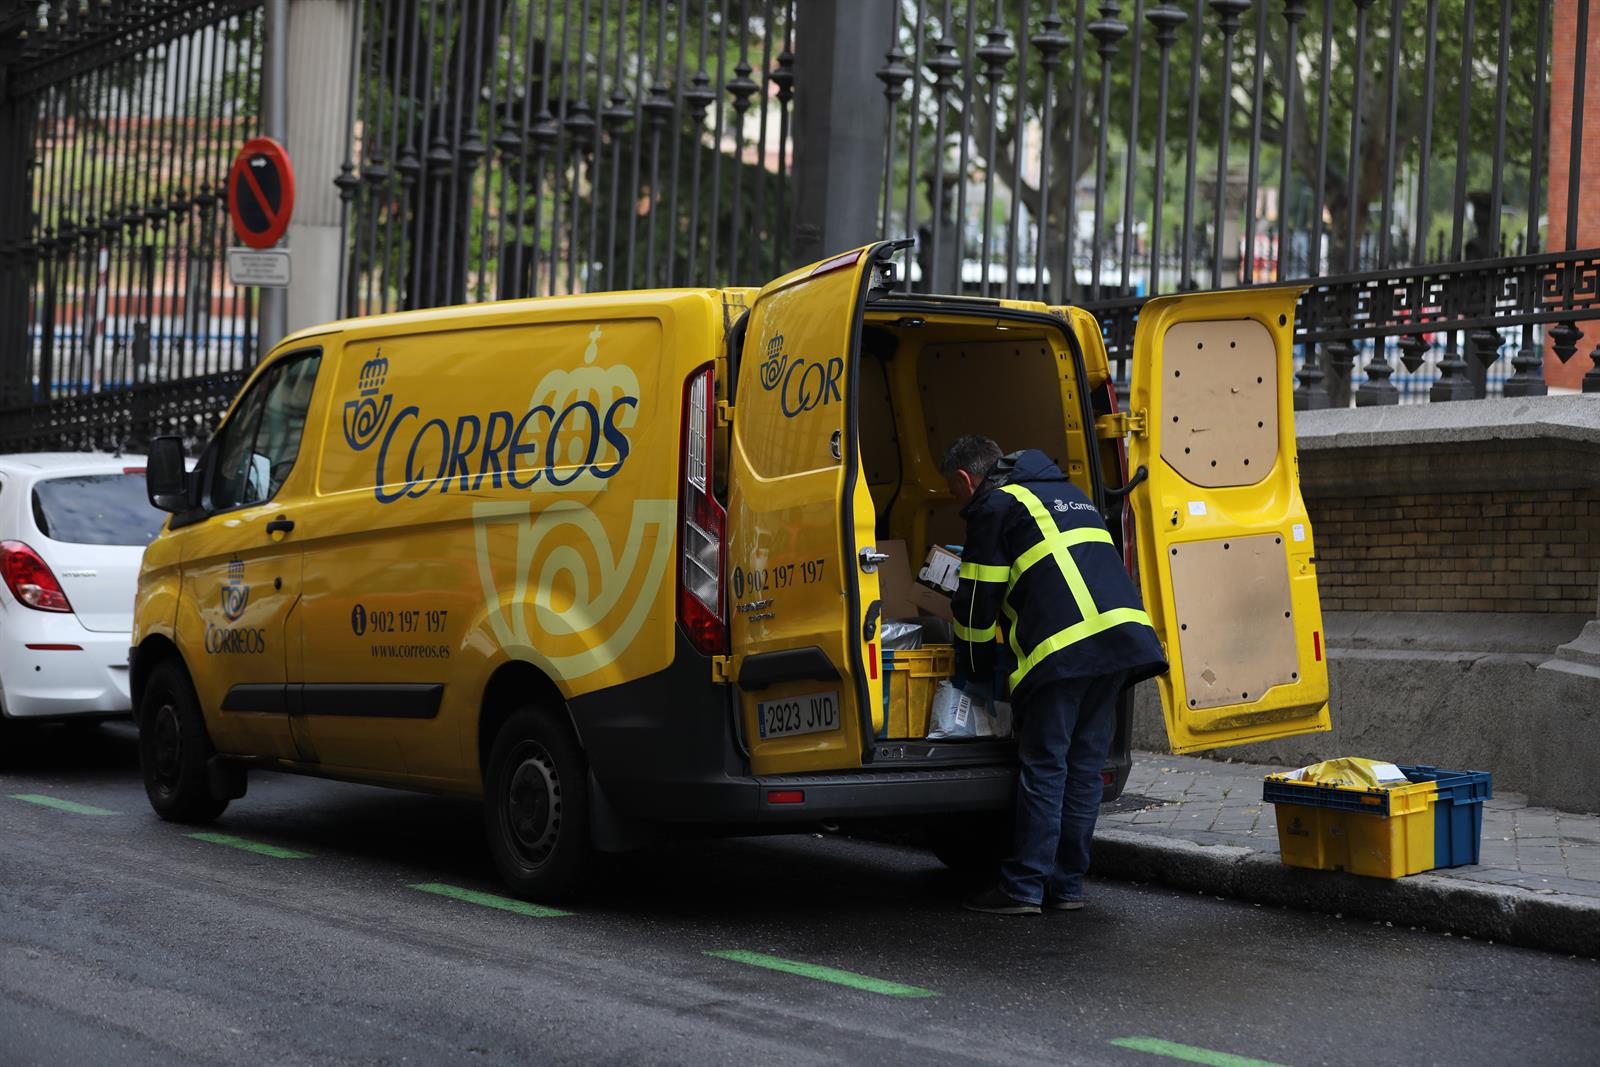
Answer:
[{"xmin": 3, "ymin": 721, "xmax": 1598, "ymax": 1067}]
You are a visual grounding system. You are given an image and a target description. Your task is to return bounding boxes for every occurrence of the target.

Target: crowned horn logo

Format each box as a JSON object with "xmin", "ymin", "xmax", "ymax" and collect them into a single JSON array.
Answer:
[
  {"xmin": 759, "ymin": 333, "xmax": 787, "ymax": 392},
  {"xmin": 221, "ymin": 558, "xmax": 249, "ymax": 622},
  {"xmin": 342, "ymin": 351, "xmax": 394, "ymax": 452}
]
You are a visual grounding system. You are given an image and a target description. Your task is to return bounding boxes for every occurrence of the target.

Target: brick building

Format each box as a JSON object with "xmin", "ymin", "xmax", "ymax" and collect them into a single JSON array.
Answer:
[{"xmin": 1547, "ymin": 0, "xmax": 1600, "ymax": 390}]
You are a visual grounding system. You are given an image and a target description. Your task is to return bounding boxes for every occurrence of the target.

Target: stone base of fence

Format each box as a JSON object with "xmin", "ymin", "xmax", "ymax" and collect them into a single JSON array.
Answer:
[{"xmin": 1132, "ymin": 395, "xmax": 1600, "ymax": 813}]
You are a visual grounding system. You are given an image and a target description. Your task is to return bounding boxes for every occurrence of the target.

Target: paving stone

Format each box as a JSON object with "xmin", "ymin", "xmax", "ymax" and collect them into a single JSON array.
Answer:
[{"xmin": 1130, "ymin": 810, "xmax": 1180, "ymax": 826}]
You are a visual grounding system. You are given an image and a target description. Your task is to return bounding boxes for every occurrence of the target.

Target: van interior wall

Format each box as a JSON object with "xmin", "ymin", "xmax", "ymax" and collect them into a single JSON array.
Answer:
[{"xmin": 858, "ymin": 314, "xmax": 1093, "ymax": 563}]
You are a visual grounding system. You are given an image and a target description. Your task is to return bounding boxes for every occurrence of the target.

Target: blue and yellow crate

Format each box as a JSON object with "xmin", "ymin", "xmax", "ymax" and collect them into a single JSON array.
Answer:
[
  {"xmin": 1263, "ymin": 763, "xmax": 1492, "ymax": 879},
  {"xmin": 877, "ymin": 645, "xmax": 956, "ymax": 738}
]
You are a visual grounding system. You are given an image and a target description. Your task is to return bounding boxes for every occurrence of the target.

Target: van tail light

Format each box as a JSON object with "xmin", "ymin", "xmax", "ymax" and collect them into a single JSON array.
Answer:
[
  {"xmin": 678, "ymin": 363, "xmax": 728, "ymax": 655},
  {"xmin": 0, "ymin": 541, "xmax": 73, "ymax": 613}
]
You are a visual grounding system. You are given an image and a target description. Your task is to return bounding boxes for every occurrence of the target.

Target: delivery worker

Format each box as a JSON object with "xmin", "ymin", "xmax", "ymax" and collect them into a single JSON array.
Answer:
[{"xmin": 941, "ymin": 435, "xmax": 1167, "ymax": 915}]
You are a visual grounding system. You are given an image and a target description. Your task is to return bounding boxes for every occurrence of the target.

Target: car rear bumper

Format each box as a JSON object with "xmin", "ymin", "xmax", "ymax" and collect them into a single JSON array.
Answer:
[{"xmin": 0, "ymin": 616, "xmax": 132, "ymax": 719}]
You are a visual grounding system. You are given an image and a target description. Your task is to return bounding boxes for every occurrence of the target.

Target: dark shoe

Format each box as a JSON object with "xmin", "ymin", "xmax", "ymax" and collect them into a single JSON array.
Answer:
[
  {"xmin": 963, "ymin": 886, "xmax": 1041, "ymax": 915},
  {"xmin": 1045, "ymin": 897, "xmax": 1085, "ymax": 912}
]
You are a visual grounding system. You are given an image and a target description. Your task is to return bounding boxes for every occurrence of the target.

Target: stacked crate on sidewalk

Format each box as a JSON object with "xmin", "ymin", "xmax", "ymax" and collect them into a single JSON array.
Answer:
[{"xmin": 1263, "ymin": 764, "xmax": 1492, "ymax": 879}]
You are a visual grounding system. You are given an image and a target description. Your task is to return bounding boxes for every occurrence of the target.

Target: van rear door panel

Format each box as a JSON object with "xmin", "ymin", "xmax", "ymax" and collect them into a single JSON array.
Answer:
[
  {"xmin": 728, "ymin": 245, "xmax": 889, "ymax": 776},
  {"xmin": 1127, "ymin": 288, "xmax": 1331, "ymax": 753}
]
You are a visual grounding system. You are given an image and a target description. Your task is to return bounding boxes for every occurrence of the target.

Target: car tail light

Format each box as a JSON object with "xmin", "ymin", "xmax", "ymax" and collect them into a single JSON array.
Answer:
[
  {"xmin": 678, "ymin": 363, "xmax": 727, "ymax": 655},
  {"xmin": 1, "ymin": 541, "xmax": 72, "ymax": 612}
]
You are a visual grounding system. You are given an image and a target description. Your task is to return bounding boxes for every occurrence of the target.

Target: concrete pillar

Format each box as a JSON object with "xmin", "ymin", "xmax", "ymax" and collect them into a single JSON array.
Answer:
[
  {"xmin": 282, "ymin": 0, "xmax": 357, "ymax": 335},
  {"xmin": 790, "ymin": 0, "xmax": 895, "ymax": 267}
]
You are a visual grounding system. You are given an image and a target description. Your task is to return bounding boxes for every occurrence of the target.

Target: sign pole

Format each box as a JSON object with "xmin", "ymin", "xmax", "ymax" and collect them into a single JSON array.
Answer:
[{"xmin": 257, "ymin": 0, "xmax": 289, "ymax": 359}]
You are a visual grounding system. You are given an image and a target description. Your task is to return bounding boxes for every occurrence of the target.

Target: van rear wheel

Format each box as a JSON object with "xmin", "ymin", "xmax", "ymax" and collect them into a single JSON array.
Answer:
[
  {"xmin": 484, "ymin": 709, "xmax": 591, "ymax": 903},
  {"xmin": 138, "ymin": 660, "xmax": 228, "ymax": 824}
]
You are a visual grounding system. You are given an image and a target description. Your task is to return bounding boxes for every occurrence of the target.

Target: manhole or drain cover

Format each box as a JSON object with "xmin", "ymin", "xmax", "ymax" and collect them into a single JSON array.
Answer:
[{"xmin": 1102, "ymin": 792, "xmax": 1167, "ymax": 815}]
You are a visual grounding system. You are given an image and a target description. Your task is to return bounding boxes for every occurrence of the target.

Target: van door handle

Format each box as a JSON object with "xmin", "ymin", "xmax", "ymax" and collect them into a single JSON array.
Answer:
[
  {"xmin": 858, "ymin": 547, "xmax": 889, "ymax": 573},
  {"xmin": 265, "ymin": 518, "xmax": 295, "ymax": 536}
]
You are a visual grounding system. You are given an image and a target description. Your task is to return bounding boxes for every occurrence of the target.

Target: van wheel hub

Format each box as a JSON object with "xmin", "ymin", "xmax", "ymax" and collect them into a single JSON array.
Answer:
[
  {"xmin": 152, "ymin": 701, "xmax": 182, "ymax": 789},
  {"xmin": 505, "ymin": 742, "xmax": 561, "ymax": 864}
]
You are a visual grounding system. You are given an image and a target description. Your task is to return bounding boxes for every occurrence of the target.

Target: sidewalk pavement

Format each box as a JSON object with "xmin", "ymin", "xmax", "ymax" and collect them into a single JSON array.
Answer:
[{"xmin": 1091, "ymin": 752, "xmax": 1600, "ymax": 958}]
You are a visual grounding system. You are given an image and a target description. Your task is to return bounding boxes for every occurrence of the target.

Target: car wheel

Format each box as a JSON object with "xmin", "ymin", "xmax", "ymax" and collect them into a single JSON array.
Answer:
[
  {"xmin": 483, "ymin": 709, "xmax": 591, "ymax": 903},
  {"xmin": 138, "ymin": 660, "xmax": 228, "ymax": 824}
]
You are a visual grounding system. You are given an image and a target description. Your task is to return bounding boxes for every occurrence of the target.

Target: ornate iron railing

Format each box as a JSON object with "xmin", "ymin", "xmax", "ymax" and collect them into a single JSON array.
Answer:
[
  {"xmin": 0, "ymin": 0, "xmax": 264, "ymax": 449},
  {"xmin": 339, "ymin": 0, "xmax": 797, "ymax": 313},
  {"xmin": 2, "ymin": 0, "xmax": 1597, "ymax": 455},
  {"xmin": 871, "ymin": 0, "xmax": 1597, "ymax": 405}
]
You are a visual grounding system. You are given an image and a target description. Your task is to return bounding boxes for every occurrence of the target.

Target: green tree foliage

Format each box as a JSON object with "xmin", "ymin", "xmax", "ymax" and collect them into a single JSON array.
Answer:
[{"xmin": 892, "ymin": 0, "xmax": 1546, "ymax": 282}]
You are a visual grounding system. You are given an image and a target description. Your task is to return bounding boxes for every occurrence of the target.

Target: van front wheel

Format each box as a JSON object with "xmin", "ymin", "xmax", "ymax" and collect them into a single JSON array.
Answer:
[
  {"xmin": 138, "ymin": 660, "xmax": 228, "ymax": 824},
  {"xmin": 484, "ymin": 710, "xmax": 591, "ymax": 903}
]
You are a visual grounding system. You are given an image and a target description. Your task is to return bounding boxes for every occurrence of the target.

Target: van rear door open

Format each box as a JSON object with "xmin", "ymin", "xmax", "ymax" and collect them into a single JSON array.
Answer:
[
  {"xmin": 1126, "ymin": 287, "xmax": 1332, "ymax": 753},
  {"xmin": 726, "ymin": 244, "xmax": 891, "ymax": 776}
]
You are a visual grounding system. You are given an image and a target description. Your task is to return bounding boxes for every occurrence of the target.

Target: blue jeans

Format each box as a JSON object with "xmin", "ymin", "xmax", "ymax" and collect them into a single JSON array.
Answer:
[{"xmin": 998, "ymin": 671, "xmax": 1128, "ymax": 905}]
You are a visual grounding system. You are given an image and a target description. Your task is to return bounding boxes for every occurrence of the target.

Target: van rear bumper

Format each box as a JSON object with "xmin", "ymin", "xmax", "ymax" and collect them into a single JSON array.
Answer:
[
  {"xmin": 752, "ymin": 765, "xmax": 1015, "ymax": 822},
  {"xmin": 573, "ymin": 628, "xmax": 1125, "ymax": 826},
  {"xmin": 572, "ymin": 629, "xmax": 1020, "ymax": 827}
]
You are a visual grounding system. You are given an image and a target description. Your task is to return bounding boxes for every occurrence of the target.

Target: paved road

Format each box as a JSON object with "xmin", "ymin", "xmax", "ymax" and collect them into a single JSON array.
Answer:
[{"xmin": 3, "ymin": 721, "xmax": 1597, "ymax": 1067}]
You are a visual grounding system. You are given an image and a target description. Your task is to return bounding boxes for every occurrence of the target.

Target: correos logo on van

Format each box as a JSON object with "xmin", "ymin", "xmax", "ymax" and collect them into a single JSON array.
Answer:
[
  {"xmin": 760, "ymin": 333, "xmax": 843, "ymax": 418},
  {"xmin": 341, "ymin": 327, "xmax": 641, "ymax": 503}
]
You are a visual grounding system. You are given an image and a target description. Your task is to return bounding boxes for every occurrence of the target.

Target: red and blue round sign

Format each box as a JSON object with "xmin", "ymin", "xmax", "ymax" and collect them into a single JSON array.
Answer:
[{"xmin": 227, "ymin": 137, "xmax": 295, "ymax": 250}]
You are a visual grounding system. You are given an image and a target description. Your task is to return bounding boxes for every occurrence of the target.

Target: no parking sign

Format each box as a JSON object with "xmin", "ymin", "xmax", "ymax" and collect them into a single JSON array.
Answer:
[{"xmin": 227, "ymin": 137, "xmax": 295, "ymax": 250}]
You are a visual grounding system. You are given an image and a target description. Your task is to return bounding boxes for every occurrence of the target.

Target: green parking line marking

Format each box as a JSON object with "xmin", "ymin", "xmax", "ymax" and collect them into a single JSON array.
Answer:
[
  {"xmin": 186, "ymin": 832, "xmax": 311, "ymax": 860},
  {"xmin": 10, "ymin": 793, "xmax": 118, "ymax": 816},
  {"xmin": 409, "ymin": 882, "xmax": 570, "ymax": 918},
  {"xmin": 705, "ymin": 949, "xmax": 939, "ymax": 999},
  {"xmin": 1109, "ymin": 1037, "xmax": 1290, "ymax": 1067}
]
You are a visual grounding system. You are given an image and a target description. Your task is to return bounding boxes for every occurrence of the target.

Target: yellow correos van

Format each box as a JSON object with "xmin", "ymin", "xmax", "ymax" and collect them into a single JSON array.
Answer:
[{"xmin": 134, "ymin": 242, "xmax": 1330, "ymax": 900}]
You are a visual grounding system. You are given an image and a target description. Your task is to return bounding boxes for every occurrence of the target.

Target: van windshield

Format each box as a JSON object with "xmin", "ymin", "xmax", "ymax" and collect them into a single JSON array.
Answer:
[{"xmin": 32, "ymin": 473, "xmax": 167, "ymax": 546}]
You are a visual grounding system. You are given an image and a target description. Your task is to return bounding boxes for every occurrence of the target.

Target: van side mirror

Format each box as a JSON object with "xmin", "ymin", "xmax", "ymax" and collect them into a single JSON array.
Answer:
[{"xmin": 146, "ymin": 435, "xmax": 190, "ymax": 512}]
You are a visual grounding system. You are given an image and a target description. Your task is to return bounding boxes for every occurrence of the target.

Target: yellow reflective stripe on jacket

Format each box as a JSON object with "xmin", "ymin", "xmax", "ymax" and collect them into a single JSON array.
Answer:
[
  {"xmin": 997, "ymin": 484, "xmax": 1150, "ymax": 691},
  {"xmin": 1007, "ymin": 607, "xmax": 1155, "ymax": 692},
  {"xmin": 1001, "ymin": 596, "xmax": 1026, "ymax": 666},
  {"xmin": 1000, "ymin": 486, "xmax": 1100, "ymax": 624},
  {"xmin": 958, "ymin": 560, "xmax": 1009, "ymax": 583},
  {"xmin": 953, "ymin": 620, "xmax": 997, "ymax": 643},
  {"xmin": 1010, "ymin": 526, "xmax": 1113, "ymax": 582}
]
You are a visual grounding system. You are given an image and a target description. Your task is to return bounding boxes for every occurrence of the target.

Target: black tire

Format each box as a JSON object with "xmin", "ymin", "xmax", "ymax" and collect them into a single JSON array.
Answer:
[
  {"xmin": 930, "ymin": 814, "xmax": 1012, "ymax": 874},
  {"xmin": 483, "ymin": 709, "xmax": 592, "ymax": 903},
  {"xmin": 137, "ymin": 659, "xmax": 228, "ymax": 824}
]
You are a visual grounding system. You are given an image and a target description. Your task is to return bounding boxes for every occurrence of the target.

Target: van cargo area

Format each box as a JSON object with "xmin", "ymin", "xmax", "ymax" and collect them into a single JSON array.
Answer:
[{"xmin": 849, "ymin": 303, "xmax": 1117, "ymax": 748}]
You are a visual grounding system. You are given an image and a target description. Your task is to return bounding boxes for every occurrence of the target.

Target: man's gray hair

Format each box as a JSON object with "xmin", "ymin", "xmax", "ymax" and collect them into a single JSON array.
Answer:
[{"xmin": 940, "ymin": 435, "xmax": 1003, "ymax": 480}]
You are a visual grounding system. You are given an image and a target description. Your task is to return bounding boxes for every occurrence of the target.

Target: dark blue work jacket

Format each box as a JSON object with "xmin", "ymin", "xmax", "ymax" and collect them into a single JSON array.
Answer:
[{"xmin": 951, "ymin": 449, "xmax": 1168, "ymax": 705}]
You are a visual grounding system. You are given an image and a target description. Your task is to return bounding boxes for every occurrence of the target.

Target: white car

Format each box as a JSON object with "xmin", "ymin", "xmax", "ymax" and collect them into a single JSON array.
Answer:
[{"xmin": 0, "ymin": 453, "xmax": 166, "ymax": 723}]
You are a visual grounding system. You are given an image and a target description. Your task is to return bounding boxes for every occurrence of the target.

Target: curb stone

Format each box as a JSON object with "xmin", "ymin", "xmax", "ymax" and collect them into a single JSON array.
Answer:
[{"xmin": 1091, "ymin": 827, "xmax": 1600, "ymax": 958}]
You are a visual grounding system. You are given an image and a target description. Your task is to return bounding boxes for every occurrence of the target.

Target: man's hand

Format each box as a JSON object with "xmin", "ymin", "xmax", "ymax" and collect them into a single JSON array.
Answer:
[{"xmin": 955, "ymin": 670, "xmax": 997, "ymax": 704}]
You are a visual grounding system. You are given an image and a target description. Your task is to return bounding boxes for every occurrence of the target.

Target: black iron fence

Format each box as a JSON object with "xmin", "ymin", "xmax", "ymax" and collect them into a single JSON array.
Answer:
[
  {"xmin": 0, "ymin": 0, "xmax": 264, "ymax": 450},
  {"xmin": 2, "ymin": 0, "xmax": 1597, "ymax": 453},
  {"xmin": 340, "ymin": 0, "xmax": 797, "ymax": 314},
  {"xmin": 872, "ymin": 0, "xmax": 1597, "ymax": 405}
]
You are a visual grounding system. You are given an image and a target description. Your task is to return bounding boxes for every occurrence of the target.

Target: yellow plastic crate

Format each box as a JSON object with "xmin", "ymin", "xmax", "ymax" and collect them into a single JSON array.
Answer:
[
  {"xmin": 1266, "ymin": 774, "xmax": 1437, "ymax": 879},
  {"xmin": 880, "ymin": 645, "xmax": 955, "ymax": 738}
]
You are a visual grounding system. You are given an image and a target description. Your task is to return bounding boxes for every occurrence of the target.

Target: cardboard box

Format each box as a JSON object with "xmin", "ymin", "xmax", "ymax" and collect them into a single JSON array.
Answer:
[{"xmin": 878, "ymin": 540, "xmax": 953, "ymax": 621}]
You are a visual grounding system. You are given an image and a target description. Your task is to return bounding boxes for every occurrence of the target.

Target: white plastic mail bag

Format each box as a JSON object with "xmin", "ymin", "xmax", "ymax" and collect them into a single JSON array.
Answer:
[{"xmin": 927, "ymin": 680, "xmax": 980, "ymax": 739}]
